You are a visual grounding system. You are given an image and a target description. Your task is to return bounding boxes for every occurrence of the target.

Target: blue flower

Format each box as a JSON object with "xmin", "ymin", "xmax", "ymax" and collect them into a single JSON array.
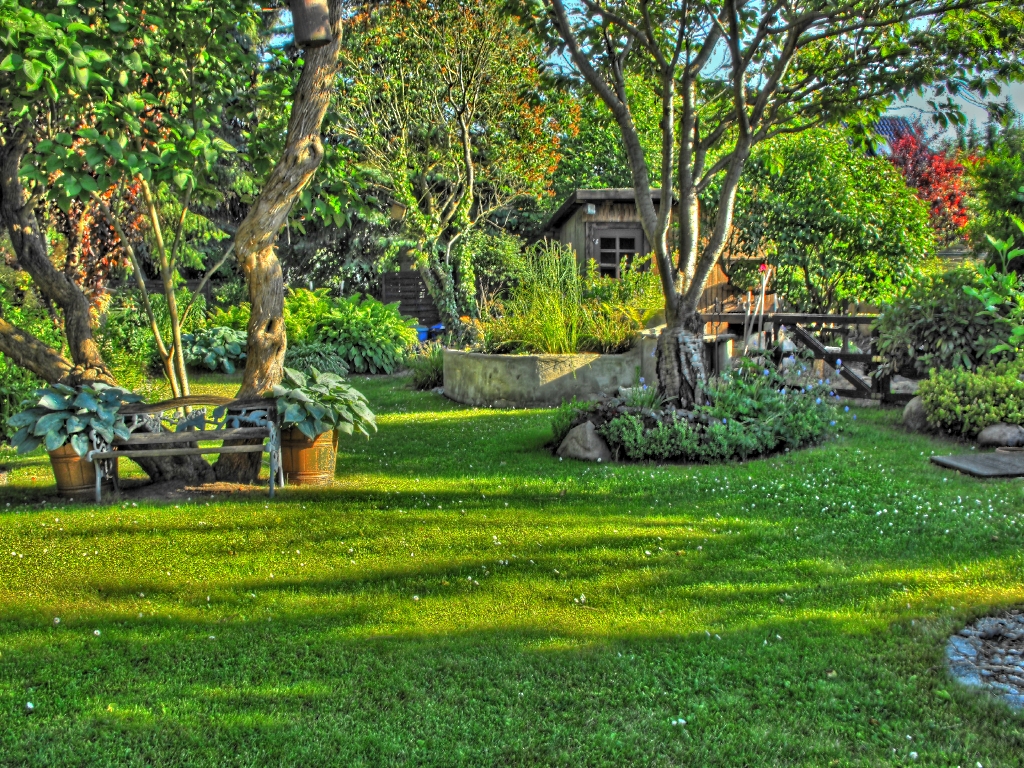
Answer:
[
  {"xmin": 835, "ymin": 358, "xmax": 842, "ymax": 367},
  {"xmin": 852, "ymin": 414, "xmax": 857, "ymax": 420},
  {"xmin": 763, "ymin": 369, "xmax": 770, "ymax": 376},
  {"xmin": 722, "ymin": 418, "xmax": 727, "ymax": 424},
  {"xmin": 639, "ymin": 377, "xmax": 645, "ymax": 384},
  {"xmin": 844, "ymin": 405, "xmax": 849, "ymax": 412},
  {"xmin": 815, "ymin": 398, "xmax": 822, "ymax": 405},
  {"xmin": 830, "ymin": 420, "xmax": 836, "ymax": 426}
]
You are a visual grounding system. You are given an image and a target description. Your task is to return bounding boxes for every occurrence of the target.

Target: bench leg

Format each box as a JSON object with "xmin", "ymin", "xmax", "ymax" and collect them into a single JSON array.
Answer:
[
  {"xmin": 95, "ymin": 462, "xmax": 103, "ymax": 504},
  {"xmin": 268, "ymin": 450, "xmax": 275, "ymax": 499}
]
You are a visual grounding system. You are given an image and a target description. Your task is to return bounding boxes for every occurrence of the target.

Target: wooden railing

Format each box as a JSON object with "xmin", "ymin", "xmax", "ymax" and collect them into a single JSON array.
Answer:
[{"xmin": 699, "ymin": 312, "xmax": 912, "ymax": 405}]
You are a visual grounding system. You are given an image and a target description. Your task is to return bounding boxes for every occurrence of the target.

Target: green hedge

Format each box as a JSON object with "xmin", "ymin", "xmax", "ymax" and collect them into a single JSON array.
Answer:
[{"xmin": 919, "ymin": 364, "xmax": 1024, "ymax": 437}]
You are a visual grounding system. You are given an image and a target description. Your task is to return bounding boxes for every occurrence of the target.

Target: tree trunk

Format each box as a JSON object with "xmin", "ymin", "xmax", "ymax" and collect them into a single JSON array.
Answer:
[
  {"xmin": 0, "ymin": 133, "xmax": 113, "ymax": 386},
  {"xmin": 2, "ymin": 132, "xmax": 213, "ymax": 483},
  {"xmin": 656, "ymin": 311, "xmax": 708, "ymax": 409},
  {"xmin": 215, "ymin": 2, "xmax": 344, "ymax": 483}
]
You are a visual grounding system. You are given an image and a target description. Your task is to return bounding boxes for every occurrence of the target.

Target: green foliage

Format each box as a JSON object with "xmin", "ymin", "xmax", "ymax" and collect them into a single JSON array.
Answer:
[
  {"xmin": 181, "ymin": 326, "xmax": 246, "ymax": 374},
  {"xmin": 622, "ymin": 368, "xmax": 663, "ymax": 410},
  {"xmin": 285, "ymin": 289, "xmax": 418, "ymax": 375},
  {"xmin": 96, "ymin": 287, "xmax": 207, "ymax": 389},
  {"xmin": 405, "ymin": 342, "xmax": 445, "ymax": 391},
  {"xmin": 6, "ymin": 381, "xmax": 141, "ymax": 456},
  {"xmin": 482, "ymin": 243, "xmax": 662, "ymax": 354},
  {"xmin": 968, "ymin": 119, "xmax": 1024, "ymax": 262},
  {"xmin": 209, "ymin": 302, "xmax": 250, "ymax": 332},
  {"xmin": 734, "ymin": 128, "xmax": 934, "ymax": 312},
  {"xmin": 874, "ymin": 263, "xmax": 1024, "ymax": 376},
  {"xmin": 919, "ymin": 362, "xmax": 1024, "ymax": 437},
  {"xmin": 550, "ymin": 397, "xmax": 586, "ymax": 446},
  {"xmin": 284, "ymin": 341, "xmax": 349, "ymax": 378},
  {"xmin": 270, "ymin": 367, "xmax": 376, "ymax": 441},
  {"xmin": 0, "ymin": 261, "xmax": 57, "ymax": 439},
  {"xmin": 597, "ymin": 358, "xmax": 841, "ymax": 462}
]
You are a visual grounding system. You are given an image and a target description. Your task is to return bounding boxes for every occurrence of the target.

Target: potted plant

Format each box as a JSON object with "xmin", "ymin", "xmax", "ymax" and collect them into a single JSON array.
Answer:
[
  {"xmin": 6, "ymin": 382, "xmax": 142, "ymax": 497},
  {"xmin": 270, "ymin": 367, "xmax": 376, "ymax": 485}
]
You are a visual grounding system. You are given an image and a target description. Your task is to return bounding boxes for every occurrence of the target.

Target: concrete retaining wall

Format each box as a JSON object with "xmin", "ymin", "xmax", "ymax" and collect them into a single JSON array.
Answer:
[{"xmin": 443, "ymin": 337, "xmax": 659, "ymax": 408}]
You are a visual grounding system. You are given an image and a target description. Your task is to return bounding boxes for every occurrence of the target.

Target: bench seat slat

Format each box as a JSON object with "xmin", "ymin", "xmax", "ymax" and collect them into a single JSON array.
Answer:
[
  {"xmin": 91, "ymin": 445, "xmax": 269, "ymax": 460},
  {"xmin": 112, "ymin": 427, "xmax": 269, "ymax": 446}
]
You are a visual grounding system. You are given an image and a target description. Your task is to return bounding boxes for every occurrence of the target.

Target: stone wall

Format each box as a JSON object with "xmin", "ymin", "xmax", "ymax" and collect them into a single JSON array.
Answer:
[{"xmin": 443, "ymin": 337, "xmax": 659, "ymax": 408}]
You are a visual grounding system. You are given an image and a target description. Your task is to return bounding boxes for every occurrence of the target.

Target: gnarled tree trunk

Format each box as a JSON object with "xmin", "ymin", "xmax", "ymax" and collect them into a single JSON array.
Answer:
[
  {"xmin": 1, "ymin": 131, "xmax": 213, "ymax": 483},
  {"xmin": 214, "ymin": 2, "xmax": 344, "ymax": 483}
]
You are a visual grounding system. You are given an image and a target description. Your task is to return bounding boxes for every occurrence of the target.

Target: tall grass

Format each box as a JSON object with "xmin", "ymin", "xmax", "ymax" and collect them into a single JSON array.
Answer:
[{"xmin": 482, "ymin": 243, "xmax": 662, "ymax": 354}]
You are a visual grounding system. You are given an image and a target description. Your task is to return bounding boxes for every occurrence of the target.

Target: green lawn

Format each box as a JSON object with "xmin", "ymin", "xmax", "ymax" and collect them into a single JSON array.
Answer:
[{"xmin": 1, "ymin": 375, "xmax": 1022, "ymax": 766}]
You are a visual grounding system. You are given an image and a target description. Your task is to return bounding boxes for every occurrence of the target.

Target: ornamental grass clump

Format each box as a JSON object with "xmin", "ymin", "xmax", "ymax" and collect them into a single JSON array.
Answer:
[
  {"xmin": 270, "ymin": 367, "xmax": 376, "ymax": 440},
  {"xmin": 7, "ymin": 383, "xmax": 141, "ymax": 457},
  {"xmin": 405, "ymin": 341, "xmax": 445, "ymax": 390},
  {"xmin": 482, "ymin": 243, "xmax": 662, "ymax": 355}
]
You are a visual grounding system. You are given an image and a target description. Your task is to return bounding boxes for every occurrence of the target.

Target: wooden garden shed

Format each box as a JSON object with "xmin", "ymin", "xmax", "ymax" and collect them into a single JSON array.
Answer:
[
  {"xmin": 540, "ymin": 188, "xmax": 735, "ymax": 311},
  {"xmin": 539, "ymin": 188, "xmax": 674, "ymax": 277}
]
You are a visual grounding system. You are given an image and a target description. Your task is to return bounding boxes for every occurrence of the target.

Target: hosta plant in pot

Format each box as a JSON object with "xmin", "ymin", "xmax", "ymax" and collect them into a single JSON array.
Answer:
[
  {"xmin": 269, "ymin": 367, "xmax": 376, "ymax": 485},
  {"xmin": 7, "ymin": 382, "xmax": 142, "ymax": 496}
]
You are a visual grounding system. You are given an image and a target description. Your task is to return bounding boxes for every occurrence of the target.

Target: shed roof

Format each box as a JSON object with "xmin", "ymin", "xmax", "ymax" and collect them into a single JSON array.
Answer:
[{"xmin": 542, "ymin": 188, "xmax": 674, "ymax": 231}]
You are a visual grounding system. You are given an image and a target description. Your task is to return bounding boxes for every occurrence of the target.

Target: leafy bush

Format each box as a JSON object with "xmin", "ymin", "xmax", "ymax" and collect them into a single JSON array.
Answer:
[
  {"xmin": 182, "ymin": 327, "xmax": 247, "ymax": 374},
  {"xmin": 285, "ymin": 341, "xmax": 349, "ymax": 377},
  {"xmin": 405, "ymin": 341, "xmax": 444, "ymax": 390},
  {"xmin": 209, "ymin": 303, "xmax": 250, "ymax": 331},
  {"xmin": 7, "ymin": 383, "xmax": 141, "ymax": 457},
  {"xmin": 919, "ymin": 363, "xmax": 1024, "ymax": 437},
  {"xmin": 482, "ymin": 243, "xmax": 662, "ymax": 354},
  {"xmin": 557, "ymin": 357, "xmax": 842, "ymax": 463},
  {"xmin": 874, "ymin": 263, "xmax": 1024, "ymax": 376},
  {"xmin": 0, "ymin": 264, "xmax": 55, "ymax": 439},
  {"xmin": 96, "ymin": 287, "xmax": 208, "ymax": 390},
  {"xmin": 270, "ymin": 367, "xmax": 376, "ymax": 440},
  {"xmin": 733, "ymin": 127, "xmax": 934, "ymax": 312},
  {"xmin": 285, "ymin": 288, "xmax": 418, "ymax": 374}
]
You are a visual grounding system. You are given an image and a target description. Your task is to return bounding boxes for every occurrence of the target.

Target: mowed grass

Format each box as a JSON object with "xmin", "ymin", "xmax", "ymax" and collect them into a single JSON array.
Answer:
[{"xmin": 0, "ymin": 374, "xmax": 1023, "ymax": 766}]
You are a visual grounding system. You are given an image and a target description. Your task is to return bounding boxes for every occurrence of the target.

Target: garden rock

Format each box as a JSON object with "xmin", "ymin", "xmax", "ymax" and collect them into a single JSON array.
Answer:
[
  {"xmin": 946, "ymin": 610, "xmax": 1024, "ymax": 710},
  {"xmin": 977, "ymin": 423, "xmax": 1024, "ymax": 448},
  {"xmin": 903, "ymin": 396, "xmax": 928, "ymax": 432},
  {"xmin": 557, "ymin": 421, "xmax": 612, "ymax": 463}
]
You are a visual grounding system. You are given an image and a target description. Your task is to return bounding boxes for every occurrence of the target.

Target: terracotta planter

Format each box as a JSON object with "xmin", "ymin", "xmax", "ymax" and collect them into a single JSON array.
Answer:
[
  {"xmin": 48, "ymin": 442, "xmax": 117, "ymax": 499},
  {"xmin": 281, "ymin": 428, "xmax": 338, "ymax": 486}
]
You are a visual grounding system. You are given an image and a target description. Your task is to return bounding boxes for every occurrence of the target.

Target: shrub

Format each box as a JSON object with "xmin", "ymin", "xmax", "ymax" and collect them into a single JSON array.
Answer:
[
  {"xmin": 550, "ymin": 397, "xmax": 586, "ymax": 446},
  {"xmin": 182, "ymin": 327, "xmax": 247, "ymax": 374},
  {"xmin": 482, "ymin": 242, "xmax": 662, "ymax": 354},
  {"xmin": 874, "ymin": 264, "xmax": 1024, "ymax": 376},
  {"xmin": 209, "ymin": 303, "xmax": 250, "ymax": 331},
  {"xmin": 96, "ymin": 287, "xmax": 208, "ymax": 389},
  {"xmin": 558, "ymin": 356, "xmax": 842, "ymax": 463},
  {"xmin": 285, "ymin": 341, "xmax": 349, "ymax": 377},
  {"xmin": 405, "ymin": 342, "xmax": 444, "ymax": 390},
  {"xmin": 918, "ymin": 363, "xmax": 1024, "ymax": 437},
  {"xmin": 0, "ymin": 265, "xmax": 55, "ymax": 440}
]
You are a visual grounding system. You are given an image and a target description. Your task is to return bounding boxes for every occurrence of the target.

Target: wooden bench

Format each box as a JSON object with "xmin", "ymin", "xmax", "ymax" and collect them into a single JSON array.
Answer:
[{"xmin": 85, "ymin": 395, "xmax": 283, "ymax": 502}]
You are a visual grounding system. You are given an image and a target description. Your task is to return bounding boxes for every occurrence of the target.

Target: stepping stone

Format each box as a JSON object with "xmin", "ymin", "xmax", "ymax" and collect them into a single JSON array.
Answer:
[{"xmin": 931, "ymin": 452, "xmax": 1024, "ymax": 478}]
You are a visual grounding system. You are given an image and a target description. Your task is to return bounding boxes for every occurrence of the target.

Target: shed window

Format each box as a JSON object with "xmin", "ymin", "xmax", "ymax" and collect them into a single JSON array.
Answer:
[{"xmin": 591, "ymin": 227, "xmax": 644, "ymax": 278}]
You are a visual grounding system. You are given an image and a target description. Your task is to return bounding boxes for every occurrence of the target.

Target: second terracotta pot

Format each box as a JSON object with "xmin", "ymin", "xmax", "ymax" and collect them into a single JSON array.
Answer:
[{"xmin": 280, "ymin": 428, "xmax": 338, "ymax": 486}]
